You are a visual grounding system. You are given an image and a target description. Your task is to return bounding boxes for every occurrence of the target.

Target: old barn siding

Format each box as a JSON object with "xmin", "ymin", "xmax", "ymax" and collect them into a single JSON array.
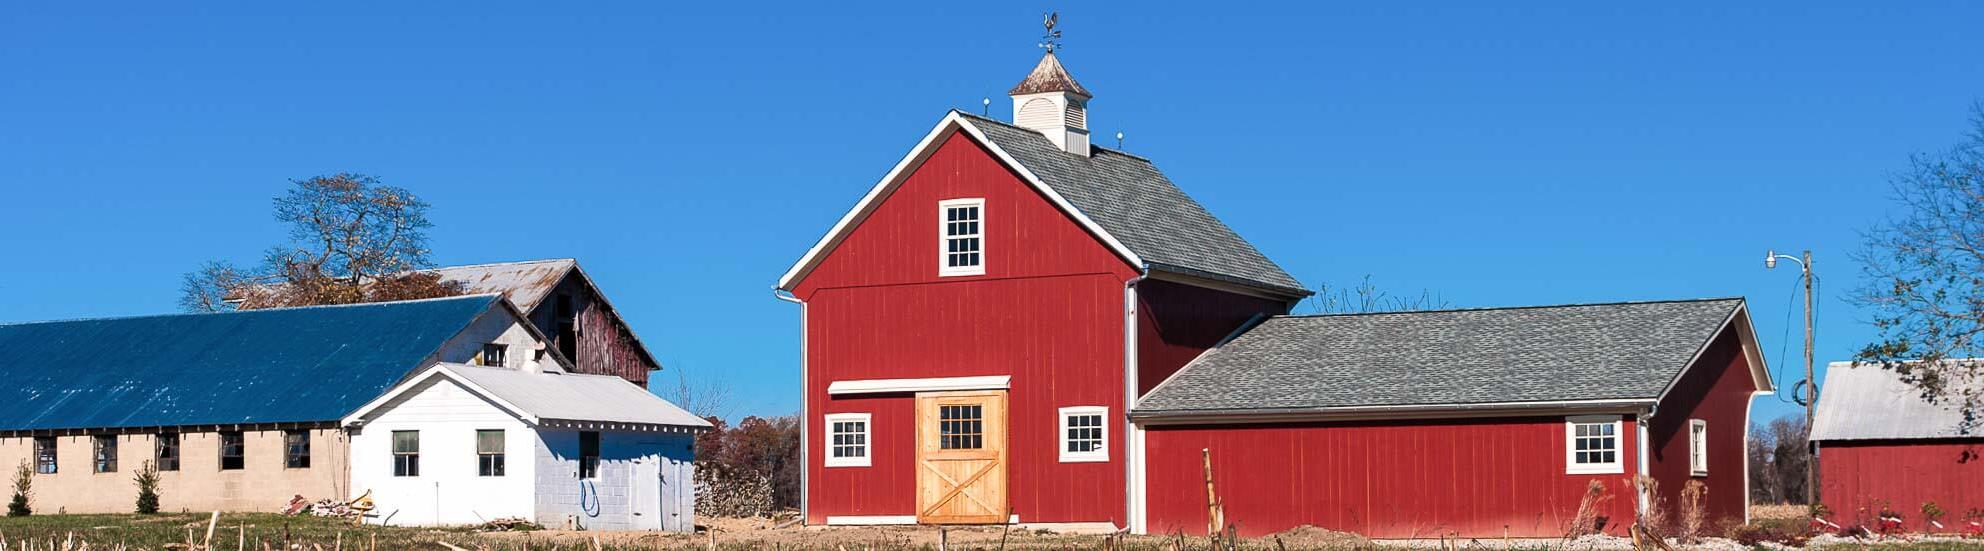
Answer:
[{"xmin": 529, "ymin": 274, "xmax": 655, "ymax": 387}]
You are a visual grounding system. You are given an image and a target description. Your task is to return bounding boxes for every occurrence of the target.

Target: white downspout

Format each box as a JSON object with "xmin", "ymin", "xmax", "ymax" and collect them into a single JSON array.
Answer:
[
  {"xmin": 1636, "ymin": 405, "xmax": 1656, "ymax": 525},
  {"xmin": 773, "ymin": 288, "xmax": 808, "ymax": 524},
  {"xmin": 1122, "ymin": 269, "xmax": 1147, "ymax": 534}
]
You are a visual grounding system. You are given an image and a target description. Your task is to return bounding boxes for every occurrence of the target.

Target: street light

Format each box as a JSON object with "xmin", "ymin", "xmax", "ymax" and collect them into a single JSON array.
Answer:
[{"xmin": 1765, "ymin": 248, "xmax": 1817, "ymax": 506}]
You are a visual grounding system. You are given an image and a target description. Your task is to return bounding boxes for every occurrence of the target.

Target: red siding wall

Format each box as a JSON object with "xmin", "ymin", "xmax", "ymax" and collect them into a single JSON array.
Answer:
[
  {"xmin": 1144, "ymin": 417, "xmax": 1642, "ymax": 538},
  {"xmin": 1821, "ymin": 440, "xmax": 1984, "ymax": 526},
  {"xmin": 1644, "ymin": 329, "xmax": 1756, "ymax": 528},
  {"xmin": 1136, "ymin": 279, "xmax": 1290, "ymax": 395},
  {"xmin": 797, "ymin": 131, "xmax": 1139, "ymax": 525}
]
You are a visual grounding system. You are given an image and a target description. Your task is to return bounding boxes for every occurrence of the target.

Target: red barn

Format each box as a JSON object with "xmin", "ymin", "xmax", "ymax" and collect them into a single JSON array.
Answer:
[
  {"xmin": 1813, "ymin": 362, "xmax": 1984, "ymax": 529},
  {"xmin": 774, "ymin": 51, "xmax": 1773, "ymax": 538}
]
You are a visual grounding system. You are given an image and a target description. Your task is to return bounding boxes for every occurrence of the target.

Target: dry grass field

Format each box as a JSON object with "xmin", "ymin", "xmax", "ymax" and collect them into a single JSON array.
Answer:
[{"xmin": 2, "ymin": 511, "xmax": 1982, "ymax": 551}]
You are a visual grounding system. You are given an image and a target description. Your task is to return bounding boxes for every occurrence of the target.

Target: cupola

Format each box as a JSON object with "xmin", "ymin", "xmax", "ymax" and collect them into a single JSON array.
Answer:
[{"xmin": 1009, "ymin": 51, "xmax": 1092, "ymax": 156}]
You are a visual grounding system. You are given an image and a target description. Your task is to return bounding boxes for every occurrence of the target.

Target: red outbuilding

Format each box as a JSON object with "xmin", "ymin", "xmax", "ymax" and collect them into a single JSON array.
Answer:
[
  {"xmin": 775, "ymin": 50, "xmax": 1773, "ymax": 538},
  {"xmin": 1813, "ymin": 362, "xmax": 1984, "ymax": 530}
]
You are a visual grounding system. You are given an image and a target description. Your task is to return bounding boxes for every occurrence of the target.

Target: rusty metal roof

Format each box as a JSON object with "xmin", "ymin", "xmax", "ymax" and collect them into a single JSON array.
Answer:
[
  {"xmin": 1812, "ymin": 361, "xmax": 1982, "ymax": 441},
  {"xmin": 0, "ymin": 295, "xmax": 500, "ymax": 431},
  {"xmin": 429, "ymin": 259, "xmax": 576, "ymax": 312},
  {"xmin": 1008, "ymin": 52, "xmax": 1091, "ymax": 97}
]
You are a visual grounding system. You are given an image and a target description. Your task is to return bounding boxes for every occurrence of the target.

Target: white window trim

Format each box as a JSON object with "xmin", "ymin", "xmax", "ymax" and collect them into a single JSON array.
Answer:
[
  {"xmin": 937, "ymin": 198, "xmax": 986, "ymax": 277},
  {"xmin": 1058, "ymin": 406, "xmax": 1109, "ymax": 463},
  {"xmin": 1689, "ymin": 418, "xmax": 1708, "ymax": 477},
  {"xmin": 1564, "ymin": 415, "xmax": 1624, "ymax": 475},
  {"xmin": 824, "ymin": 413, "xmax": 872, "ymax": 468}
]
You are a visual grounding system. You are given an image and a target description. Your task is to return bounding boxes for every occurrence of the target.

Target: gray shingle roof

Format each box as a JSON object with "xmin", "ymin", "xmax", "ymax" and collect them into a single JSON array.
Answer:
[
  {"xmin": 1135, "ymin": 298, "xmax": 1745, "ymax": 413},
  {"xmin": 1812, "ymin": 361, "xmax": 1982, "ymax": 441},
  {"xmin": 960, "ymin": 112, "xmax": 1308, "ymax": 295}
]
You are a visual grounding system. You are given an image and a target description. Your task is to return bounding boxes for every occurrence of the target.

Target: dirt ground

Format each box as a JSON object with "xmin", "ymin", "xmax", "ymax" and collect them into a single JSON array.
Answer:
[{"xmin": 479, "ymin": 516, "xmax": 1372, "ymax": 550}]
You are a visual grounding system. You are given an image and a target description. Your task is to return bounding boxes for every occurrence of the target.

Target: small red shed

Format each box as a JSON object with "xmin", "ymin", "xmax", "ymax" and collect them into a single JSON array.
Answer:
[
  {"xmin": 1813, "ymin": 362, "xmax": 1984, "ymax": 528},
  {"xmin": 774, "ymin": 50, "xmax": 1773, "ymax": 538},
  {"xmin": 1134, "ymin": 300, "xmax": 1773, "ymax": 537}
]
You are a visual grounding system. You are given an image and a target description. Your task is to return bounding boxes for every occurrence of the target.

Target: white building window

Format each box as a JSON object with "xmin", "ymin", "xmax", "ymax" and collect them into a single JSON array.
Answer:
[
  {"xmin": 824, "ymin": 413, "xmax": 871, "ymax": 467},
  {"xmin": 938, "ymin": 199, "xmax": 985, "ymax": 276},
  {"xmin": 1058, "ymin": 406, "xmax": 1108, "ymax": 463},
  {"xmin": 1689, "ymin": 419, "xmax": 1708, "ymax": 476},
  {"xmin": 1565, "ymin": 416, "xmax": 1623, "ymax": 474}
]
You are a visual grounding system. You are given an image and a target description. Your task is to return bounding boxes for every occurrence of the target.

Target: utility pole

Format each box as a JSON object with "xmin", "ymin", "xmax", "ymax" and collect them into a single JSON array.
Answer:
[{"xmin": 1767, "ymin": 249, "xmax": 1818, "ymax": 505}]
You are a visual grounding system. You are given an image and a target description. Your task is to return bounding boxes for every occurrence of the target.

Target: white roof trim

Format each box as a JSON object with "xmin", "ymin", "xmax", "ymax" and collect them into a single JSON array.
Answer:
[
  {"xmin": 340, "ymin": 365, "xmax": 542, "ymax": 427},
  {"xmin": 776, "ymin": 111, "xmax": 1143, "ymax": 291},
  {"xmin": 826, "ymin": 375, "xmax": 1012, "ymax": 395}
]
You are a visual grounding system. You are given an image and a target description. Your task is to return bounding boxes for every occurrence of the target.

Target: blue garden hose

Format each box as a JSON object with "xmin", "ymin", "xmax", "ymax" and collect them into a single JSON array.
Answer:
[{"xmin": 579, "ymin": 479, "xmax": 602, "ymax": 517}]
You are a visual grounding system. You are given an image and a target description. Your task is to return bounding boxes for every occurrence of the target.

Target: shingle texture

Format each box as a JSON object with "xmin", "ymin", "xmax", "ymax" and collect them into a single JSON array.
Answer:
[
  {"xmin": 1136, "ymin": 298, "xmax": 1744, "ymax": 412},
  {"xmin": 0, "ymin": 296, "xmax": 497, "ymax": 430},
  {"xmin": 1812, "ymin": 361, "xmax": 1982, "ymax": 441},
  {"xmin": 961, "ymin": 112, "xmax": 1308, "ymax": 295}
]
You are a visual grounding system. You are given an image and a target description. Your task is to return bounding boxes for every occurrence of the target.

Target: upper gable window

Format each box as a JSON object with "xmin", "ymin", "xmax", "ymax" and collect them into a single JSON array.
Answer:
[{"xmin": 939, "ymin": 199, "xmax": 985, "ymax": 276}]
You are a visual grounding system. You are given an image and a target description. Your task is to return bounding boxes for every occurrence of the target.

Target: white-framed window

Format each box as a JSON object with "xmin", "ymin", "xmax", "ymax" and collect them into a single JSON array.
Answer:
[
  {"xmin": 938, "ymin": 198, "xmax": 985, "ymax": 276},
  {"xmin": 1689, "ymin": 419, "xmax": 1708, "ymax": 476},
  {"xmin": 824, "ymin": 413, "xmax": 871, "ymax": 467},
  {"xmin": 1058, "ymin": 406, "xmax": 1108, "ymax": 463},
  {"xmin": 1565, "ymin": 415, "xmax": 1624, "ymax": 474}
]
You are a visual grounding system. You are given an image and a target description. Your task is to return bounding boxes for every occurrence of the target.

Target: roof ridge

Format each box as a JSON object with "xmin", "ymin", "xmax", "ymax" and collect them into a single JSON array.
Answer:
[
  {"xmin": 1273, "ymin": 296, "xmax": 1744, "ymax": 319},
  {"xmin": 430, "ymin": 258, "xmax": 577, "ymax": 270},
  {"xmin": 0, "ymin": 294, "xmax": 500, "ymax": 327}
]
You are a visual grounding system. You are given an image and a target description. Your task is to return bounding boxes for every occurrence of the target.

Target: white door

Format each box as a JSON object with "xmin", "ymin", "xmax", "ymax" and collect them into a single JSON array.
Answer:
[{"xmin": 630, "ymin": 456, "xmax": 656, "ymax": 530}]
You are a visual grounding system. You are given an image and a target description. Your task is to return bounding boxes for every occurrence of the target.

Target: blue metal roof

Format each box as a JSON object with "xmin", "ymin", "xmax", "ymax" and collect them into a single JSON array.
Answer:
[{"xmin": 0, "ymin": 295, "xmax": 499, "ymax": 431}]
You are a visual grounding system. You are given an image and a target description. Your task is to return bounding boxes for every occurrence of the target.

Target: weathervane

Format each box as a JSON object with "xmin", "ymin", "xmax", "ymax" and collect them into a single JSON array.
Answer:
[{"xmin": 1037, "ymin": 12, "xmax": 1063, "ymax": 53}]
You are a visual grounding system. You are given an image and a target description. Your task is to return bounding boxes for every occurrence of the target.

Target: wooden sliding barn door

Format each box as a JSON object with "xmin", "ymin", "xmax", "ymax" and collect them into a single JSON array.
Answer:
[{"xmin": 914, "ymin": 390, "xmax": 1008, "ymax": 524}]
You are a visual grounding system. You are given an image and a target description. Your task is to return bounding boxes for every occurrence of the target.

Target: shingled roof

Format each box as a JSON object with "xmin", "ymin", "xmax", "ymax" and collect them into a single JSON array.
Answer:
[
  {"xmin": 0, "ymin": 295, "xmax": 503, "ymax": 431},
  {"xmin": 957, "ymin": 112, "xmax": 1308, "ymax": 295},
  {"xmin": 1136, "ymin": 298, "xmax": 1753, "ymax": 415}
]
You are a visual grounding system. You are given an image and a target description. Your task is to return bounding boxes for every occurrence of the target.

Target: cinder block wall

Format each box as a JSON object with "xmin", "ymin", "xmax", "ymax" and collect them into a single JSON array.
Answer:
[{"xmin": 0, "ymin": 429, "xmax": 348, "ymax": 514}]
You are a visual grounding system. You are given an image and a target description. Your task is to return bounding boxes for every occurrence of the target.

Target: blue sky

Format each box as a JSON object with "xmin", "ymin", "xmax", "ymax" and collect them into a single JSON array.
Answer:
[{"xmin": 3, "ymin": 3, "xmax": 1981, "ymax": 425}]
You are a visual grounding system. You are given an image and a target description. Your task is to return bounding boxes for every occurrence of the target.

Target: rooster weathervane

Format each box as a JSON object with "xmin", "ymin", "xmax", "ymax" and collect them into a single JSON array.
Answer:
[{"xmin": 1037, "ymin": 12, "xmax": 1063, "ymax": 53}]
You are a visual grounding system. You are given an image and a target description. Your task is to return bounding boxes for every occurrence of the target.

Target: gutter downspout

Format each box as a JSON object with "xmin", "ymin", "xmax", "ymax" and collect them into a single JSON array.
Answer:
[
  {"xmin": 1637, "ymin": 404, "xmax": 1657, "ymax": 527},
  {"xmin": 1123, "ymin": 268, "xmax": 1148, "ymax": 534},
  {"xmin": 773, "ymin": 288, "xmax": 807, "ymax": 525}
]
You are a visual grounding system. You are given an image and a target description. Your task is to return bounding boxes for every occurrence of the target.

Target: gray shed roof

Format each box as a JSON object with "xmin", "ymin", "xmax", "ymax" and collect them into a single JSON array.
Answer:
[
  {"xmin": 1812, "ymin": 361, "xmax": 1982, "ymax": 441},
  {"xmin": 1136, "ymin": 298, "xmax": 1748, "ymax": 414},
  {"xmin": 959, "ymin": 112, "xmax": 1308, "ymax": 295}
]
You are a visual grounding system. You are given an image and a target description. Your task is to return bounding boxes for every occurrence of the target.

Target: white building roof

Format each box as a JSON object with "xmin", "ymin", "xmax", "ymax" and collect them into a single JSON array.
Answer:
[
  {"xmin": 1811, "ymin": 361, "xmax": 1981, "ymax": 441},
  {"xmin": 345, "ymin": 363, "xmax": 712, "ymax": 431}
]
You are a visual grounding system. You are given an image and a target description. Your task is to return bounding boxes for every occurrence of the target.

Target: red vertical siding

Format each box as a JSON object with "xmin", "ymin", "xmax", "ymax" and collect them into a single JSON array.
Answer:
[
  {"xmin": 1645, "ymin": 328, "xmax": 1756, "ymax": 527},
  {"xmin": 1136, "ymin": 279, "xmax": 1290, "ymax": 395},
  {"xmin": 796, "ymin": 131, "xmax": 1139, "ymax": 525},
  {"xmin": 1820, "ymin": 440, "xmax": 1984, "ymax": 526},
  {"xmin": 1144, "ymin": 417, "xmax": 1641, "ymax": 538}
]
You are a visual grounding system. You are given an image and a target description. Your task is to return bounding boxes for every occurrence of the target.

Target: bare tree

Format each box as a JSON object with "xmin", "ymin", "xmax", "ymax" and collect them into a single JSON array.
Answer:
[
  {"xmin": 1748, "ymin": 415, "xmax": 1811, "ymax": 505},
  {"xmin": 180, "ymin": 173, "xmax": 462, "ymax": 312},
  {"xmin": 1853, "ymin": 105, "xmax": 1984, "ymax": 425},
  {"xmin": 660, "ymin": 363, "xmax": 734, "ymax": 421},
  {"xmin": 1305, "ymin": 275, "xmax": 1452, "ymax": 314}
]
